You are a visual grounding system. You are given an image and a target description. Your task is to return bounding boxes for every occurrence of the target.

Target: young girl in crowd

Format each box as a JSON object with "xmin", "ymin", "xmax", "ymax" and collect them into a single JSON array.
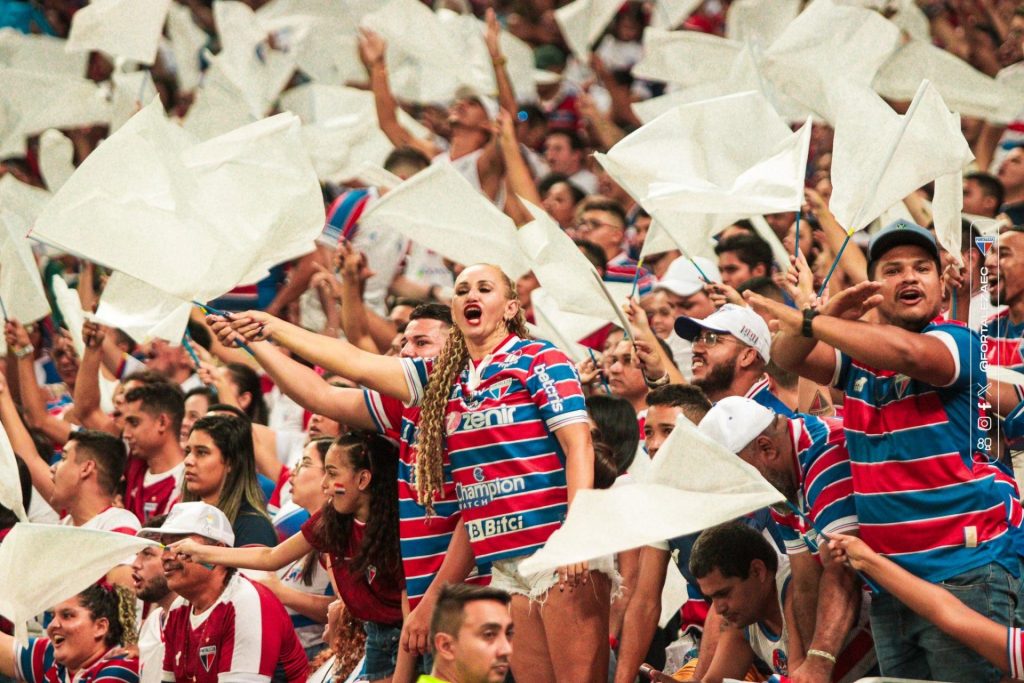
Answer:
[
  {"xmin": 0, "ymin": 582, "xmax": 138, "ymax": 683},
  {"xmin": 170, "ymin": 432, "xmax": 404, "ymax": 683},
  {"xmin": 181, "ymin": 414, "xmax": 277, "ymax": 547},
  {"xmin": 261, "ymin": 437, "xmax": 336, "ymax": 660},
  {"xmin": 208, "ymin": 262, "xmax": 611, "ymax": 683}
]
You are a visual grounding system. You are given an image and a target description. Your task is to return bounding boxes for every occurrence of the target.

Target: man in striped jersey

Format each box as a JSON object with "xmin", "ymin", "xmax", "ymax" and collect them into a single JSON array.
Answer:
[
  {"xmin": 751, "ymin": 219, "xmax": 1022, "ymax": 682},
  {"xmin": 700, "ymin": 397, "xmax": 871, "ymax": 683}
]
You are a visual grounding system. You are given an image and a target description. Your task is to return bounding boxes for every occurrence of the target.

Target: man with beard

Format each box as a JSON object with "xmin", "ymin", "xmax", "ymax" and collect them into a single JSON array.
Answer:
[
  {"xmin": 748, "ymin": 220, "xmax": 1021, "ymax": 682},
  {"xmin": 699, "ymin": 398, "xmax": 872, "ymax": 683},
  {"xmin": 132, "ymin": 516, "xmax": 178, "ymax": 683},
  {"xmin": 673, "ymin": 304, "xmax": 795, "ymax": 416},
  {"xmin": 141, "ymin": 502, "xmax": 307, "ymax": 683}
]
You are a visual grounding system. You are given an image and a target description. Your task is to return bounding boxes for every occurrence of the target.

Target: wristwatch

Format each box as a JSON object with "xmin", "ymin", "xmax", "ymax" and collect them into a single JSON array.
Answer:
[
  {"xmin": 13, "ymin": 344, "xmax": 34, "ymax": 359},
  {"xmin": 801, "ymin": 308, "xmax": 819, "ymax": 338},
  {"xmin": 643, "ymin": 370, "xmax": 670, "ymax": 389}
]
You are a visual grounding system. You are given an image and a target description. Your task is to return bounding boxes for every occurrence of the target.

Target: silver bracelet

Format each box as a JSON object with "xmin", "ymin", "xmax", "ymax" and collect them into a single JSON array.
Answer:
[{"xmin": 13, "ymin": 344, "xmax": 34, "ymax": 359}]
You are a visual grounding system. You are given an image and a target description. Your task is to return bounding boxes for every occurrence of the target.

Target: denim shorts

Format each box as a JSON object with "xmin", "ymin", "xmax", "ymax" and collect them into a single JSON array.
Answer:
[
  {"xmin": 489, "ymin": 553, "xmax": 620, "ymax": 603},
  {"xmin": 362, "ymin": 621, "xmax": 401, "ymax": 681}
]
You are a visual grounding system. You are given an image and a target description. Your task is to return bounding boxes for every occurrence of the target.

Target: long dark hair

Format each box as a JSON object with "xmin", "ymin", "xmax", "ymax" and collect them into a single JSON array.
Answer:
[
  {"xmin": 310, "ymin": 432, "xmax": 400, "ymax": 580},
  {"xmin": 78, "ymin": 582, "xmax": 137, "ymax": 648},
  {"xmin": 183, "ymin": 414, "xmax": 268, "ymax": 525},
  {"xmin": 225, "ymin": 363, "xmax": 268, "ymax": 425}
]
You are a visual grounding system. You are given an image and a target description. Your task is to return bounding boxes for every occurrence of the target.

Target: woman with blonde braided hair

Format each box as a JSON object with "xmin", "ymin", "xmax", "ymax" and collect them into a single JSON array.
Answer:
[
  {"xmin": 212, "ymin": 263, "xmax": 614, "ymax": 683},
  {"xmin": 0, "ymin": 581, "xmax": 141, "ymax": 682}
]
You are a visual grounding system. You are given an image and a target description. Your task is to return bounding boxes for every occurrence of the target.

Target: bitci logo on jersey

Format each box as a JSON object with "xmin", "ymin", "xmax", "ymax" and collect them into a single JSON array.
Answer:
[{"xmin": 199, "ymin": 645, "xmax": 217, "ymax": 672}]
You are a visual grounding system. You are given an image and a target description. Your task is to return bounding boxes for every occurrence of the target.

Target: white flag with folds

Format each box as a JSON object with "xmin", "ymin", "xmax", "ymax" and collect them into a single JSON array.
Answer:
[
  {"xmin": 358, "ymin": 163, "xmax": 531, "ymax": 279},
  {"xmin": 760, "ymin": 0, "xmax": 900, "ymax": 125},
  {"xmin": 553, "ymin": 0, "xmax": 623, "ymax": 61},
  {"xmin": 874, "ymin": 40, "xmax": 1024, "ymax": 125},
  {"xmin": 0, "ymin": 28, "xmax": 87, "ymax": 76},
  {"xmin": 598, "ymin": 91, "xmax": 810, "ymax": 257},
  {"xmin": 0, "ymin": 525, "xmax": 159, "ymax": 644},
  {"xmin": 92, "ymin": 272, "xmax": 193, "ymax": 345},
  {"xmin": 65, "ymin": 0, "xmax": 171, "ymax": 65},
  {"xmin": 0, "ymin": 204, "xmax": 50, "ymax": 324},
  {"xmin": 31, "ymin": 98, "xmax": 323, "ymax": 303},
  {"xmin": 0, "ymin": 67, "xmax": 109, "ymax": 158},
  {"xmin": 829, "ymin": 80, "xmax": 974, "ymax": 233},
  {"xmin": 519, "ymin": 415, "xmax": 783, "ymax": 572},
  {"xmin": 515, "ymin": 201, "xmax": 625, "ymax": 325},
  {"xmin": 0, "ymin": 422, "xmax": 27, "ymax": 526},
  {"xmin": 51, "ymin": 276, "xmax": 86, "ymax": 357}
]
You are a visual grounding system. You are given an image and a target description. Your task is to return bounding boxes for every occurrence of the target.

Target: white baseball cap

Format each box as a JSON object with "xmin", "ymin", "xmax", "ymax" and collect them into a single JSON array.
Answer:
[
  {"xmin": 674, "ymin": 303, "xmax": 771, "ymax": 363},
  {"xmin": 137, "ymin": 502, "xmax": 235, "ymax": 547},
  {"xmin": 698, "ymin": 396, "xmax": 776, "ymax": 454},
  {"xmin": 654, "ymin": 256, "xmax": 721, "ymax": 297}
]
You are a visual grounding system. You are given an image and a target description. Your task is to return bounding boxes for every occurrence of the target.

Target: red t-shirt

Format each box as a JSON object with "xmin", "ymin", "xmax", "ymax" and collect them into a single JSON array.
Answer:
[
  {"xmin": 300, "ymin": 509, "xmax": 403, "ymax": 626},
  {"xmin": 123, "ymin": 458, "xmax": 182, "ymax": 524}
]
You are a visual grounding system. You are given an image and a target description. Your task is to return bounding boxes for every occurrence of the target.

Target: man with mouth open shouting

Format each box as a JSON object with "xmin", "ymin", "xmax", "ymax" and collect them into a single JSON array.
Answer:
[
  {"xmin": 140, "ymin": 502, "xmax": 307, "ymax": 683},
  {"xmin": 747, "ymin": 220, "xmax": 1023, "ymax": 683}
]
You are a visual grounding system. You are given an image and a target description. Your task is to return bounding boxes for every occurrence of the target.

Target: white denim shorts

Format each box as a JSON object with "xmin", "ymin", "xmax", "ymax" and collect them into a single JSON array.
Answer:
[{"xmin": 489, "ymin": 553, "xmax": 620, "ymax": 603}]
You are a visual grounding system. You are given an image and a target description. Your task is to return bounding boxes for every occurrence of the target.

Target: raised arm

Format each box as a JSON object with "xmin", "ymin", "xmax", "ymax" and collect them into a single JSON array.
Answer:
[
  {"xmin": 485, "ymin": 9, "xmax": 517, "ymax": 120},
  {"xmin": 329, "ymin": 246, "xmax": 396, "ymax": 354},
  {"xmin": 0, "ymin": 372, "xmax": 55, "ymax": 502},
  {"xmin": 358, "ymin": 28, "xmax": 438, "ymax": 159},
  {"xmin": 245, "ymin": 340, "xmax": 376, "ymax": 430},
  {"xmin": 170, "ymin": 529, "xmax": 312, "ymax": 571},
  {"xmin": 830, "ymin": 534, "xmax": 1008, "ymax": 674},
  {"xmin": 496, "ymin": 109, "xmax": 541, "ymax": 226},
  {"xmin": 74, "ymin": 321, "xmax": 119, "ymax": 435},
  {"xmin": 213, "ymin": 312, "xmax": 411, "ymax": 402},
  {"xmin": 4, "ymin": 320, "xmax": 72, "ymax": 444}
]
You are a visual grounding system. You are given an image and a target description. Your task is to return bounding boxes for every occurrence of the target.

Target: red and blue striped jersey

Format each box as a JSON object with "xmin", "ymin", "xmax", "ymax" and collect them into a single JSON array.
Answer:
[
  {"xmin": 833, "ymin": 321, "xmax": 1016, "ymax": 582},
  {"xmin": 745, "ymin": 375, "xmax": 796, "ymax": 418},
  {"xmin": 15, "ymin": 638, "xmax": 138, "ymax": 683},
  {"xmin": 363, "ymin": 390, "xmax": 491, "ymax": 609},
  {"xmin": 769, "ymin": 415, "xmax": 858, "ymax": 555},
  {"xmin": 401, "ymin": 335, "xmax": 589, "ymax": 564},
  {"xmin": 605, "ymin": 253, "xmax": 654, "ymax": 297},
  {"xmin": 985, "ymin": 309, "xmax": 1024, "ymax": 373}
]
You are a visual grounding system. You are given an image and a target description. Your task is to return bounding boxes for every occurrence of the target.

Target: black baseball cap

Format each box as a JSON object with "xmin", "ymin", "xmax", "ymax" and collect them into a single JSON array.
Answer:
[{"xmin": 866, "ymin": 219, "xmax": 940, "ymax": 271}]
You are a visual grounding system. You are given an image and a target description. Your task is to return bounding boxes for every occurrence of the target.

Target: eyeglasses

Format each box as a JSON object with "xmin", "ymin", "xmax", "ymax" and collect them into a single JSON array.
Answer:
[
  {"xmin": 693, "ymin": 331, "xmax": 738, "ymax": 348},
  {"xmin": 293, "ymin": 459, "xmax": 324, "ymax": 474},
  {"xmin": 576, "ymin": 217, "xmax": 621, "ymax": 234}
]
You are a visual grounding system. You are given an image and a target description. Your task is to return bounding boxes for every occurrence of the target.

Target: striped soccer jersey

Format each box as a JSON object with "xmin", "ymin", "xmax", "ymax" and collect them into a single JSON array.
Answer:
[
  {"xmin": 364, "ymin": 391, "xmax": 490, "ymax": 609},
  {"xmin": 985, "ymin": 309, "xmax": 1024, "ymax": 373},
  {"xmin": 161, "ymin": 574, "xmax": 307, "ymax": 683},
  {"xmin": 401, "ymin": 335, "xmax": 589, "ymax": 565},
  {"xmin": 15, "ymin": 638, "xmax": 138, "ymax": 683},
  {"xmin": 769, "ymin": 415, "xmax": 858, "ymax": 555},
  {"xmin": 745, "ymin": 375, "xmax": 796, "ymax": 418},
  {"xmin": 606, "ymin": 253, "xmax": 655, "ymax": 297},
  {"xmin": 833, "ymin": 320, "xmax": 1015, "ymax": 582}
]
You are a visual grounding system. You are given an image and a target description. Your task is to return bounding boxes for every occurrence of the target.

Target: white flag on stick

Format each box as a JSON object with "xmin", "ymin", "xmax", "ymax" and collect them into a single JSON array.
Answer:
[
  {"xmin": 519, "ymin": 415, "xmax": 782, "ymax": 572},
  {"xmin": 829, "ymin": 80, "xmax": 974, "ymax": 233},
  {"xmin": 65, "ymin": 0, "xmax": 171, "ymax": 65},
  {"xmin": 31, "ymin": 98, "xmax": 323, "ymax": 303},
  {"xmin": 0, "ymin": 525, "xmax": 158, "ymax": 644},
  {"xmin": 358, "ymin": 163, "xmax": 531, "ymax": 279}
]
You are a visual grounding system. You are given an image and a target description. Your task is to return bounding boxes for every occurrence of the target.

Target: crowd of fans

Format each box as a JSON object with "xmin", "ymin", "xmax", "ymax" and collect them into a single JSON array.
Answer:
[{"xmin": 3, "ymin": 0, "xmax": 1024, "ymax": 682}]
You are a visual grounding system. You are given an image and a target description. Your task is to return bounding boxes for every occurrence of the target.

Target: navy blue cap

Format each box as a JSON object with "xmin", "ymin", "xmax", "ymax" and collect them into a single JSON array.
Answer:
[{"xmin": 866, "ymin": 219, "xmax": 940, "ymax": 268}]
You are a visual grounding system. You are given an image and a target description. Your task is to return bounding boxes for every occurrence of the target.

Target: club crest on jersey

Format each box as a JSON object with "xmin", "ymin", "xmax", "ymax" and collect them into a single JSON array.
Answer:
[
  {"xmin": 853, "ymin": 377, "xmax": 868, "ymax": 392},
  {"xmin": 893, "ymin": 374, "xmax": 910, "ymax": 398},
  {"xmin": 199, "ymin": 645, "xmax": 217, "ymax": 672},
  {"xmin": 976, "ymin": 235, "xmax": 996, "ymax": 256},
  {"xmin": 366, "ymin": 565, "xmax": 377, "ymax": 584}
]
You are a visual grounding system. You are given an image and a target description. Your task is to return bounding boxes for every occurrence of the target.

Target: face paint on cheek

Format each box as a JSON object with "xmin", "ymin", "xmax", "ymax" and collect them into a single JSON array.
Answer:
[{"xmin": 333, "ymin": 483, "xmax": 346, "ymax": 495}]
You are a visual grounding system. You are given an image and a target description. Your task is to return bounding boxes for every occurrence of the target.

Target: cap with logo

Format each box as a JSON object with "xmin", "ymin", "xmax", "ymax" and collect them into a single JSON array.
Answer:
[
  {"xmin": 654, "ymin": 256, "xmax": 721, "ymax": 297},
  {"xmin": 698, "ymin": 396, "xmax": 777, "ymax": 454},
  {"xmin": 866, "ymin": 219, "xmax": 940, "ymax": 270},
  {"xmin": 674, "ymin": 303, "xmax": 771, "ymax": 363},
  {"xmin": 137, "ymin": 501, "xmax": 235, "ymax": 547}
]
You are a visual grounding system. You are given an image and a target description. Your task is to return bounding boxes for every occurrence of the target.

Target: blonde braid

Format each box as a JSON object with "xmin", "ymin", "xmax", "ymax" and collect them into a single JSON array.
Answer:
[
  {"xmin": 115, "ymin": 585, "xmax": 138, "ymax": 647},
  {"xmin": 416, "ymin": 326, "xmax": 468, "ymax": 513}
]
